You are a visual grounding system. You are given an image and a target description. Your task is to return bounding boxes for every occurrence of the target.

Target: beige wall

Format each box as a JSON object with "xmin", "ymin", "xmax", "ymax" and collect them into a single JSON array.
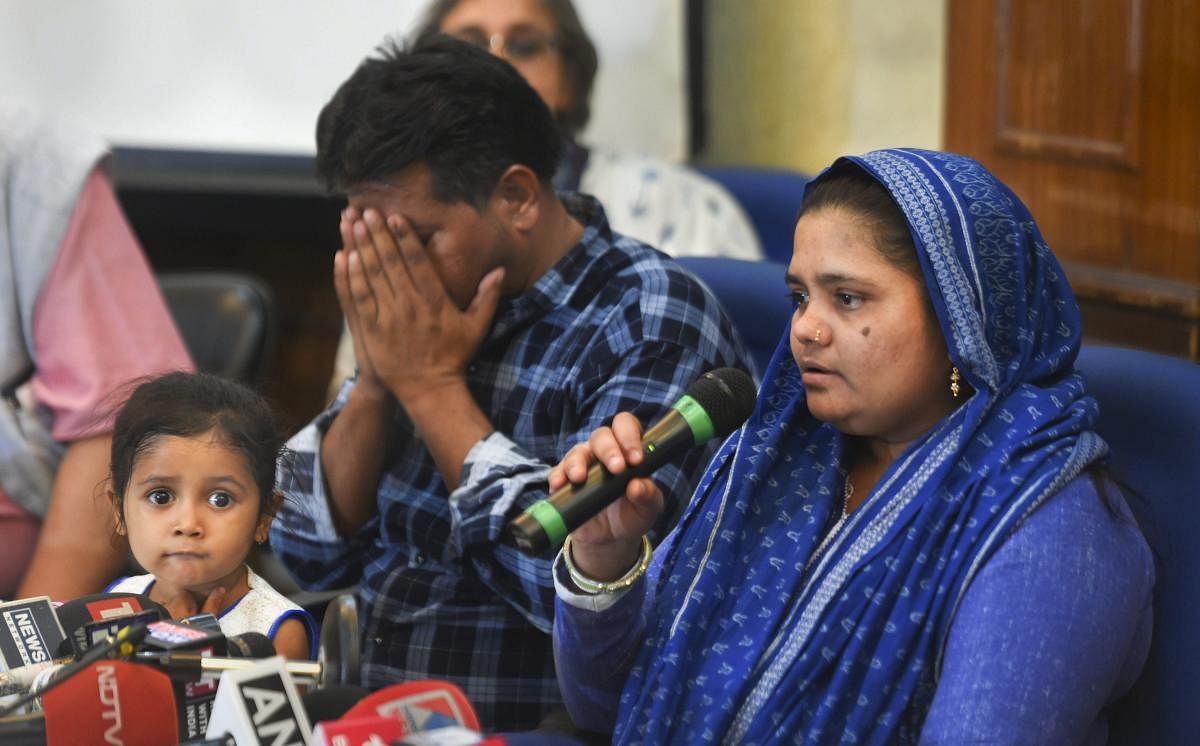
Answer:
[
  {"xmin": 702, "ymin": 0, "xmax": 946, "ymax": 174},
  {"xmin": 0, "ymin": 0, "xmax": 689, "ymax": 159}
]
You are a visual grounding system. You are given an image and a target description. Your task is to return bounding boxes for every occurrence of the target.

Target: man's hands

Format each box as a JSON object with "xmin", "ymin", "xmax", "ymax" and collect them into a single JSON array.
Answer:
[
  {"xmin": 333, "ymin": 206, "xmax": 505, "ymax": 409},
  {"xmin": 326, "ymin": 205, "xmax": 505, "ymax": 494}
]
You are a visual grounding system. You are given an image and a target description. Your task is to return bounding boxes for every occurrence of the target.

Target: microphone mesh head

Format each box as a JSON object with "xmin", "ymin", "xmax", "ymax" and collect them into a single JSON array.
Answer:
[
  {"xmin": 685, "ymin": 368, "xmax": 757, "ymax": 436},
  {"xmin": 227, "ymin": 631, "xmax": 276, "ymax": 658},
  {"xmin": 302, "ymin": 684, "xmax": 372, "ymax": 723}
]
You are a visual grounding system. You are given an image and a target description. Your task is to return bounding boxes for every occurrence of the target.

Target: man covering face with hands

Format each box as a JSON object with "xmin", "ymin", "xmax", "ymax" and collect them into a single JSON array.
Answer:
[{"xmin": 270, "ymin": 37, "xmax": 750, "ymax": 732}]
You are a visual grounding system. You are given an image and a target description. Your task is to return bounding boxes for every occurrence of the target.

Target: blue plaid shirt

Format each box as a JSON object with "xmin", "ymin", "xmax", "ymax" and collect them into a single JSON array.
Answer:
[{"xmin": 271, "ymin": 195, "xmax": 751, "ymax": 731}]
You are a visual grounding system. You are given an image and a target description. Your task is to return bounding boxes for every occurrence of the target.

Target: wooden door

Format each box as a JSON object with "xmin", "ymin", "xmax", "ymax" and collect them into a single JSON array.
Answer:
[{"xmin": 945, "ymin": 0, "xmax": 1200, "ymax": 358}]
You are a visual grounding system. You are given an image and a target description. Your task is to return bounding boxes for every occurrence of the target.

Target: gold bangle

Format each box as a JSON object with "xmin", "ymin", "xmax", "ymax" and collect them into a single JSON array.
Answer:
[{"xmin": 562, "ymin": 534, "xmax": 652, "ymax": 594}]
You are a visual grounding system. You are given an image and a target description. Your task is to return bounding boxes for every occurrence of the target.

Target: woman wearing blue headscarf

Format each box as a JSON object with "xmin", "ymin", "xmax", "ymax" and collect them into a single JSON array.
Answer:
[{"xmin": 549, "ymin": 149, "xmax": 1153, "ymax": 744}]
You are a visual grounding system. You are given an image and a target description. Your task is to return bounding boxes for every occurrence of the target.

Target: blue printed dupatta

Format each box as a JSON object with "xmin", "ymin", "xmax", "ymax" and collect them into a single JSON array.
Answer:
[{"xmin": 613, "ymin": 149, "xmax": 1106, "ymax": 744}]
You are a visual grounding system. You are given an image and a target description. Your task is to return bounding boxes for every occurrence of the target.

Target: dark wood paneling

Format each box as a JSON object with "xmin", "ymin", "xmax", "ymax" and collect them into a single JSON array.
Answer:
[
  {"xmin": 996, "ymin": 0, "xmax": 1142, "ymax": 165},
  {"xmin": 118, "ymin": 185, "xmax": 343, "ymax": 435},
  {"xmin": 946, "ymin": 0, "xmax": 1200, "ymax": 359}
]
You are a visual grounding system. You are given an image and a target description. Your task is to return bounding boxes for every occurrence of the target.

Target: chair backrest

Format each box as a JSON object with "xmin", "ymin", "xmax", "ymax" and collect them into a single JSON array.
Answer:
[
  {"xmin": 157, "ymin": 271, "xmax": 276, "ymax": 384},
  {"xmin": 1076, "ymin": 345, "xmax": 1200, "ymax": 745},
  {"xmin": 695, "ymin": 165, "xmax": 810, "ymax": 265},
  {"xmin": 676, "ymin": 256, "xmax": 793, "ymax": 378}
]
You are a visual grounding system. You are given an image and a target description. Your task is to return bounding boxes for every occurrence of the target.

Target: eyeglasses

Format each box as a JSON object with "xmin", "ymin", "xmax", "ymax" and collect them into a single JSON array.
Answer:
[{"xmin": 449, "ymin": 29, "xmax": 559, "ymax": 61}]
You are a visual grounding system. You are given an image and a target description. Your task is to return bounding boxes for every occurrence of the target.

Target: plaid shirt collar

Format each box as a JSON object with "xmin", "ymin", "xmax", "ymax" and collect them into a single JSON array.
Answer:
[{"xmin": 494, "ymin": 192, "xmax": 616, "ymax": 327}]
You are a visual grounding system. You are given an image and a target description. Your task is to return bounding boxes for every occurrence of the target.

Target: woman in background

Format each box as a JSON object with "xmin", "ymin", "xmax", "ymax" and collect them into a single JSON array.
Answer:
[{"xmin": 1, "ymin": 104, "xmax": 192, "ymax": 600}]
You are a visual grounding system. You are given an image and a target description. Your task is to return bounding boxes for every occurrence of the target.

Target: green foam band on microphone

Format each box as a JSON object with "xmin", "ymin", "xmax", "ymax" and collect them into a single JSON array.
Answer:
[
  {"xmin": 672, "ymin": 394, "xmax": 715, "ymax": 444},
  {"xmin": 526, "ymin": 501, "xmax": 569, "ymax": 547}
]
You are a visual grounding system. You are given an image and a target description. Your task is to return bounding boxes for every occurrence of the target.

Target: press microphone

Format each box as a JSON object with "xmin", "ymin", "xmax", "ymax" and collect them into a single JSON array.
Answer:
[
  {"xmin": 0, "ymin": 622, "xmax": 149, "ymax": 716},
  {"xmin": 137, "ymin": 617, "xmax": 231, "ymax": 741},
  {"xmin": 54, "ymin": 592, "xmax": 168, "ymax": 658},
  {"xmin": 310, "ymin": 679, "xmax": 482, "ymax": 745},
  {"xmin": 318, "ymin": 593, "xmax": 361, "ymax": 688},
  {"xmin": 41, "ymin": 659, "xmax": 179, "ymax": 746},
  {"xmin": 0, "ymin": 593, "xmax": 164, "ymax": 704},
  {"xmin": 0, "ymin": 595, "xmax": 67, "ymax": 670},
  {"xmin": 0, "ymin": 656, "xmax": 73, "ymax": 696},
  {"xmin": 0, "ymin": 712, "xmax": 45, "ymax": 746},
  {"xmin": 135, "ymin": 647, "xmax": 324, "ymax": 687},
  {"xmin": 341, "ymin": 678, "xmax": 481, "ymax": 733},
  {"xmin": 225, "ymin": 631, "xmax": 276, "ymax": 659},
  {"xmin": 302, "ymin": 683, "xmax": 372, "ymax": 723},
  {"xmin": 312, "ymin": 714, "xmax": 409, "ymax": 744},
  {"xmin": 204, "ymin": 656, "xmax": 312, "ymax": 744},
  {"xmin": 506, "ymin": 367, "xmax": 757, "ymax": 554}
]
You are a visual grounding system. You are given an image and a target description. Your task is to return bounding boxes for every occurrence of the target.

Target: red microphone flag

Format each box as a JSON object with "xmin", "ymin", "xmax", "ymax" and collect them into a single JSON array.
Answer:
[
  {"xmin": 43, "ymin": 659, "xmax": 178, "ymax": 746},
  {"xmin": 343, "ymin": 679, "xmax": 481, "ymax": 733}
]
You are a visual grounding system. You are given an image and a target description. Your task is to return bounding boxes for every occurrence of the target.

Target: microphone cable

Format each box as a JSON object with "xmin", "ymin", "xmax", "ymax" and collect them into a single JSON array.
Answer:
[{"xmin": 0, "ymin": 621, "xmax": 149, "ymax": 717}]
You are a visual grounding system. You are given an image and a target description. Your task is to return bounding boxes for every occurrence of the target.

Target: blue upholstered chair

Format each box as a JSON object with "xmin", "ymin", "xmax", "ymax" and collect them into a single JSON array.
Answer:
[
  {"xmin": 695, "ymin": 165, "xmax": 810, "ymax": 265},
  {"xmin": 1076, "ymin": 345, "xmax": 1200, "ymax": 745},
  {"xmin": 677, "ymin": 256, "xmax": 793, "ymax": 379}
]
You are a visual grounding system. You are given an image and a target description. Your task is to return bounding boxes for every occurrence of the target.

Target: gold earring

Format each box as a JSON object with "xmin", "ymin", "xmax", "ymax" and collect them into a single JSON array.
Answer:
[{"xmin": 950, "ymin": 366, "xmax": 961, "ymax": 398}]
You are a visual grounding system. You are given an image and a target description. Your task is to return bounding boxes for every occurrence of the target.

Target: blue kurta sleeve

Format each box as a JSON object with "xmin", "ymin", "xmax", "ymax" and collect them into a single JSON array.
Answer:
[{"xmin": 552, "ymin": 550, "xmax": 654, "ymax": 735}]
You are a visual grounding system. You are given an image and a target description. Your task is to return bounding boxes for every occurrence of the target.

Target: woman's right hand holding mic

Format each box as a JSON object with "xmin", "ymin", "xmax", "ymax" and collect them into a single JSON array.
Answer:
[{"xmin": 548, "ymin": 412, "xmax": 664, "ymax": 583}]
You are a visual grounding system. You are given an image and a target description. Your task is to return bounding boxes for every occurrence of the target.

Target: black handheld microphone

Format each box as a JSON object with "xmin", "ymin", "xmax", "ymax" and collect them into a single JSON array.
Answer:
[
  {"xmin": 132, "ymin": 630, "xmax": 275, "ymax": 679},
  {"xmin": 506, "ymin": 367, "xmax": 757, "ymax": 554}
]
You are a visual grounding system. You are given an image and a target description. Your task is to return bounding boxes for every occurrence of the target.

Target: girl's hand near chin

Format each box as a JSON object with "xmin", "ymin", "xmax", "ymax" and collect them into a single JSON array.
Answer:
[{"xmin": 158, "ymin": 585, "xmax": 228, "ymax": 620}]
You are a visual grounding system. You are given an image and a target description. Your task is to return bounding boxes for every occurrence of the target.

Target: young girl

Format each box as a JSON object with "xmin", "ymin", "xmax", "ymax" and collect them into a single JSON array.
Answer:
[{"xmin": 104, "ymin": 371, "xmax": 317, "ymax": 660}]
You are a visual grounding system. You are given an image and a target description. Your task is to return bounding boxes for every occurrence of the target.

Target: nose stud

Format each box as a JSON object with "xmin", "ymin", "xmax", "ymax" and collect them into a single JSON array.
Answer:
[{"xmin": 812, "ymin": 328, "xmax": 822, "ymax": 343}]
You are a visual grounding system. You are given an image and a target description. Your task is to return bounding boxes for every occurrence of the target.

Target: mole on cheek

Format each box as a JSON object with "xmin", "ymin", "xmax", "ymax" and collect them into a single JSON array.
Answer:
[{"xmin": 861, "ymin": 326, "xmax": 870, "ymax": 337}]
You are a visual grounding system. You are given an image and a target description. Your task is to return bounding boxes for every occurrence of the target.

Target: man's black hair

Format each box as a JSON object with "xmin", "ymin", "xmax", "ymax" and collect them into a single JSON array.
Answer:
[{"xmin": 315, "ymin": 36, "xmax": 562, "ymax": 206}]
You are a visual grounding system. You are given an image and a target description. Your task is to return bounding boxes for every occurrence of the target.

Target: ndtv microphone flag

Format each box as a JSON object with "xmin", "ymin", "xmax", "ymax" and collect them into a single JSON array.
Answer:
[{"xmin": 42, "ymin": 660, "xmax": 178, "ymax": 746}]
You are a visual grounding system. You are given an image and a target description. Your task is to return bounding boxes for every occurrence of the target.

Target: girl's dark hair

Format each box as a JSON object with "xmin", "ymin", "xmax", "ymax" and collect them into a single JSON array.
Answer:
[
  {"xmin": 797, "ymin": 159, "xmax": 922, "ymax": 281},
  {"xmin": 110, "ymin": 372, "xmax": 286, "ymax": 522},
  {"xmin": 413, "ymin": 0, "xmax": 599, "ymax": 137}
]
